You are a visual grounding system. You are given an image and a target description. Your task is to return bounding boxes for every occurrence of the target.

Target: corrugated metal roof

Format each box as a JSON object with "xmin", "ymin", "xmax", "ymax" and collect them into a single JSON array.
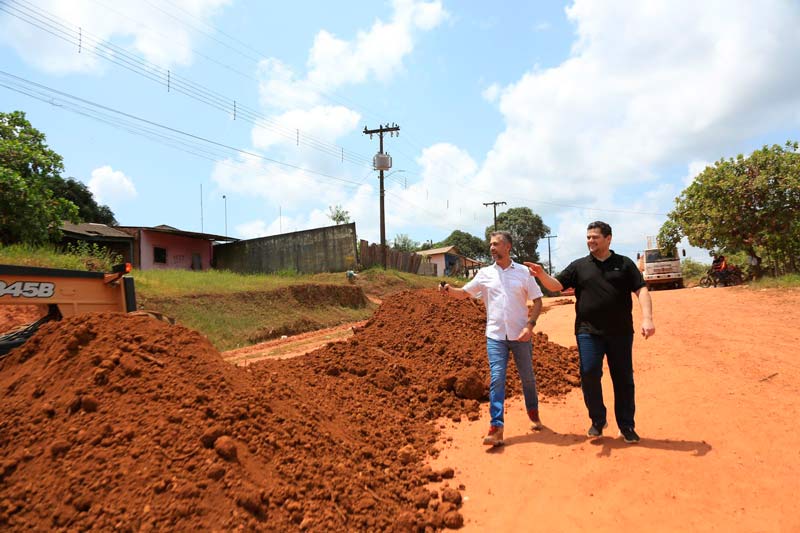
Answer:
[
  {"xmin": 118, "ymin": 225, "xmax": 237, "ymax": 242},
  {"xmin": 415, "ymin": 245, "xmax": 458, "ymax": 256},
  {"xmin": 61, "ymin": 222, "xmax": 133, "ymax": 239}
]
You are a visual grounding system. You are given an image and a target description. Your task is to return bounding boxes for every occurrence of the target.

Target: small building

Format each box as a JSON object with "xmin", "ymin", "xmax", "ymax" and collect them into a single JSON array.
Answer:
[
  {"xmin": 60, "ymin": 222, "xmax": 135, "ymax": 264},
  {"xmin": 416, "ymin": 245, "xmax": 483, "ymax": 278},
  {"xmin": 117, "ymin": 225, "xmax": 237, "ymax": 271}
]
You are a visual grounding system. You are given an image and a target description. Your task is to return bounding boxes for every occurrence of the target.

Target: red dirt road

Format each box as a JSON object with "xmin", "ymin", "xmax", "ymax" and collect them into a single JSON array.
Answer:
[{"xmin": 430, "ymin": 286, "xmax": 800, "ymax": 532}]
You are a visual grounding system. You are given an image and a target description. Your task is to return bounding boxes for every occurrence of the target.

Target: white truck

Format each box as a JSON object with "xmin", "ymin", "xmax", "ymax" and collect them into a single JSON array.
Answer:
[{"xmin": 636, "ymin": 236, "xmax": 685, "ymax": 289}]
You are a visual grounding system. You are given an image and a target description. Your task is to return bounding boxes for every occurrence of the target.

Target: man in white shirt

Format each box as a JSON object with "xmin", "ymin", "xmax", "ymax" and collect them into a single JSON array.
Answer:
[{"xmin": 442, "ymin": 231, "xmax": 544, "ymax": 446}]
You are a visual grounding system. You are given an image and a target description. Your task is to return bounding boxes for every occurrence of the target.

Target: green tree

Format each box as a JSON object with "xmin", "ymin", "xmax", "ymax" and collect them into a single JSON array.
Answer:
[
  {"xmin": 437, "ymin": 229, "xmax": 488, "ymax": 261},
  {"xmin": 0, "ymin": 111, "xmax": 79, "ymax": 244},
  {"xmin": 51, "ymin": 177, "xmax": 117, "ymax": 225},
  {"xmin": 484, "ymin": 207, "xmax": 550, "ymax": 263},
  {"xmin": 392, "ymin": 233, "xmax": 419, "ymax": 252},
  {"xmin": 327, "ymin": 204, "xmax": 350, "ymax": 225},
  {"xmin": 659, "ymin": 141, "xmax": 800, "ymax": 274}
]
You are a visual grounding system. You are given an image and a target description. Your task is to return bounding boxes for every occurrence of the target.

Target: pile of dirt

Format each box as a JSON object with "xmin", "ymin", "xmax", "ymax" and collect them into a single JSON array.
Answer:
[
  {"xmin": 0, "ymin": 289, "xmax": 578, "ymax": 531},
  {"xmin": 0, "ymin": 305, "xmax": 45, "ymax": 334}
]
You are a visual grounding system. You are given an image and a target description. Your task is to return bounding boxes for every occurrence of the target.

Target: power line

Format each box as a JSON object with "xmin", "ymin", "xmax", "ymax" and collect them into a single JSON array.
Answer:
[
  {"xmin": 3, "ymin": 1, "xmax": 669, "ymax": 221},
  {"xmin": 2, "ymin": 0, "xmax": 375, "ymax": 168},
  {"xmin": 0, "ymin": 71, "xmax": 365, "ymax": 189}
]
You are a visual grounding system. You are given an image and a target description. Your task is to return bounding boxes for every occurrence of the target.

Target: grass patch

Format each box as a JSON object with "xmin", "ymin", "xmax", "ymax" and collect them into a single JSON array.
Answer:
[
  {"xmin": 140, "ymin": 286, "xmax": 374, "ymax": 351},
  {"xmin": 748, "ymin": 274, "xmax": 800, "ymax": 289},
  {"xmin": 0, "ymin": 243, "xmax": 120, "ymax": 271},
  {"xmin": 132, "ymin": 269, "xmax": 311, "ymax": 298}
]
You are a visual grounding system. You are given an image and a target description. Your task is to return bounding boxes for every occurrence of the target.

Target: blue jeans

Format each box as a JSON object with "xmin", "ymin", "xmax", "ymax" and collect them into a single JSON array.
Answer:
[
  {"xmin": 486, "ymin": 337, "xmax": 539, "ymax": 427},
  {"xmin": 576, "ymin": 333, "xmax": 635, "ymax": 430}
]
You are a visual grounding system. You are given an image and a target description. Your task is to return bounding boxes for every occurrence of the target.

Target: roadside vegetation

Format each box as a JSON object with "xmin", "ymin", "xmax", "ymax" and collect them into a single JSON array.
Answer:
[
  {"xmin": 0, "ymin": 242, "xmax": 121, "ymax": 271},
  {"xmin": 681, "ymin": 257, "xmax": 709, "ymax": 286},
  {"xmin": 748, "ymin": 274, "xmax": 800, "ymax": 289}
]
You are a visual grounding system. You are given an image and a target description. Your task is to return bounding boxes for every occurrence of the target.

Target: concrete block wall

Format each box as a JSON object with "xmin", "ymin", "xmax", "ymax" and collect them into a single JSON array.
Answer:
[{"xmin": 213, "ymin": 223, "xmax": 358, "ymax": 274}]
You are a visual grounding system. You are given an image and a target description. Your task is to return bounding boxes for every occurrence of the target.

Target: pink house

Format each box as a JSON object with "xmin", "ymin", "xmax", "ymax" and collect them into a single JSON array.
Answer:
[{"xmin": 118, "ymin": 225, "xmax": 236, "ymax": 271}]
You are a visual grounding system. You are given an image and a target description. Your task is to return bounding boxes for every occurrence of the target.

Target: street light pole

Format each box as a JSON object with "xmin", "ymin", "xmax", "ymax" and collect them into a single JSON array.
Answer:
[{"xmin": 222, "ymin": 195, "xmax": 228, "ymax": 238}]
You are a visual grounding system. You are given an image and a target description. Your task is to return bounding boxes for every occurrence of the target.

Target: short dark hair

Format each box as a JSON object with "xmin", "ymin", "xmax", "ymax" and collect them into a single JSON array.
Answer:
[
  {"xmin": 587, "ymin": 221, "xmax": 612, "ymax": 237},
  {"xmin": 490, "ymin": 230, "xmax": 513, "ymax": 247}
]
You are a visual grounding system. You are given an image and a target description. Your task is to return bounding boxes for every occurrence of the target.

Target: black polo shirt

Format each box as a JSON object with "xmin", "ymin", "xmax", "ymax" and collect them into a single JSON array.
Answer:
[{"xmin": 556, "ymin": 251, "xmax": 646, "ymax": 336}]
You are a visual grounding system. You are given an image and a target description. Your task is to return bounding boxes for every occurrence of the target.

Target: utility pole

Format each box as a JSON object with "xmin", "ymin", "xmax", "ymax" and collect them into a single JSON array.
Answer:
[
  {"xmin": 363, "ymin": 123, "xmax": 400, "ymax": 269},
  {"xmin": 483, "ymin": 201, "xmax": 507, "ymax": 230},
  {"xmin": 544, "ymin": 234, "xmax": 558, "ymax": 275}
]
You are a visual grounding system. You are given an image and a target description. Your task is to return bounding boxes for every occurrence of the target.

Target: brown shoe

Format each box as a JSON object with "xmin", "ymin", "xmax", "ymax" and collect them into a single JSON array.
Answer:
[
  {"xmin": 482, "ymin": 425, "xmax": 504, "ymax": 446},
  {"xmin": 528, "ymin": 408, "xmax": 543, "ymax": 430}
]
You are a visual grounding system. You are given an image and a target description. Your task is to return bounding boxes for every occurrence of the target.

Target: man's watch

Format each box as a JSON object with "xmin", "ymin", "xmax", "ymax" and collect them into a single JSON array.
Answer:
[{"xmin": 527, "ymin": 319, "xmax": 537, "ymax": 328}]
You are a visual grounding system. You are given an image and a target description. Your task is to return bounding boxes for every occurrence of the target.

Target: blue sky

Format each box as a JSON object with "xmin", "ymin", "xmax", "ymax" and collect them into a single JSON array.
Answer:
[{"xmin": 2, "ymin": 0, "xmax": 799, "ymax": 269}]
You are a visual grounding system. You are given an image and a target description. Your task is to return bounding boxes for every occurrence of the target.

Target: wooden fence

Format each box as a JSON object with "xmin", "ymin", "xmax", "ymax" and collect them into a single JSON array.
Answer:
[{"xmin": 359, "ymin": 240, "xmax": 424, "ymax": 274}]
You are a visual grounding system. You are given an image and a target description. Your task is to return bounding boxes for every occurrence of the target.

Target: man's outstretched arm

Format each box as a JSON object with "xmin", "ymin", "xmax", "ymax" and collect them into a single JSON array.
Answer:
[
  {"xmin": 523, "ymin": 262, "xmax": 564, "ymax": 292},
  {"xmin": 440, "ymin": 283, "xmax": 473, "ymax": 300}
]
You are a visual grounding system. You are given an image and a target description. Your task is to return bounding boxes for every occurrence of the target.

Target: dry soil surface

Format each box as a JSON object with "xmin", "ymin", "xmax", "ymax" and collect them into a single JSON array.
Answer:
[
  {"xmin": 429, "ymin": 286, "xmax": 800, "ymax": 532},
  {"xmin": 0, "ymin": 289, "xmax": 579, "ymax": 531}
]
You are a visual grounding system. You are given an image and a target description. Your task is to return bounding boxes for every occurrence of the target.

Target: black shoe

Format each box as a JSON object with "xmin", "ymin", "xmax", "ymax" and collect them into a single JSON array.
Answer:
[
  {"xmin": 587, "ymin": 422, "xmax": 607, "ymax": 438},
  {"xmin": 620, "ymin": 427, "xmax": 640, "ymax": 443}
]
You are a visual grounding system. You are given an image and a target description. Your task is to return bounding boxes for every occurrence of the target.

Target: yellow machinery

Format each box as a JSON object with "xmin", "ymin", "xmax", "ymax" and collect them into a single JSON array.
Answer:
[{"xmin": 0, "ymin": 263, "xmax": 136, "ymax": 355}]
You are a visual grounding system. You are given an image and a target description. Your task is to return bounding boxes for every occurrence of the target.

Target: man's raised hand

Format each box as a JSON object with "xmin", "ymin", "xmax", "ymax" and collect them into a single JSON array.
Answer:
[{"xmin": 523, "ymin": 262, "xmax": 545, "ymax": 278}]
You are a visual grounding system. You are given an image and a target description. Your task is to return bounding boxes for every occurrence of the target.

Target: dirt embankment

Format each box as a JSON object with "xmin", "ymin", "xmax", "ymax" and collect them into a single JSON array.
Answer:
[{"xmin": 0, "ymin": 289, "xmax": 579, "ymax": 531}]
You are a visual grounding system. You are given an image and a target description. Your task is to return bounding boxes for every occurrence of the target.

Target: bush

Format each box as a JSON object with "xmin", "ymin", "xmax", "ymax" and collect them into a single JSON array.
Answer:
[
  {"xmin": 681, "ymin": 258, "xmax": 708, "ymax": 282},
  {"xmin": 64, "ymin": 241, "xmax": 123, "ymax": 271}
]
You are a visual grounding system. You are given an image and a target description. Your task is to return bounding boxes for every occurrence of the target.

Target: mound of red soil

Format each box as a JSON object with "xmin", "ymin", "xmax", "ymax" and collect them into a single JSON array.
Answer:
[
  {"xmin": 0, "ymin": 289, "xmax": 578, "ymax": 531},
  {"xmin": 0, "ymin": 305, "xmax": 45, "ymax": 334}
]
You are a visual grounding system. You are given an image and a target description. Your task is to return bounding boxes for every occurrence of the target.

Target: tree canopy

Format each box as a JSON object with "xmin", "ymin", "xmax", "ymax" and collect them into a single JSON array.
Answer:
[
  {"xmin": 392, "ymin": 233, "xmax": 419, "ymax": 252},
  {"xmin": 1, "ymin": 111, "xmax": 78, "ymax": 244},
  {"xmin": 658, "ymin": 141, "xmax": 800, "ymax": 274},
  {"xmin": 437, "ymin": 229, "xmax": 488, "ymax": 261},
  {"xmin": 1, "ymin": 111, "xmax": 118, "ymax": 244},
  {"xmin": 327, "ymin": 204, "xmax": 351, "ymax": 225},
  {"xmin": 52, "ymin": 177, "xmax": 117, "ymax": 226},
  {"xmin": 484, "ymin": 207, "xmax": 550, "ymax": 263}
]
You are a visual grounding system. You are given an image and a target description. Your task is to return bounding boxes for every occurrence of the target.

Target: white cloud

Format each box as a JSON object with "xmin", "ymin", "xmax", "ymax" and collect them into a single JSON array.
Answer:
[
  {"xmin": 481, "ymin": 83, "xmax": 501, "ymax": 103},
  {"xmin": 683, "ymin": 160, "xmax": 712, "ymax": 186},
  {"xmin": 232, "ymin": 0, "xmax": 448, "ymax": 238},
  {"xmin": 251, "ymin": 105, "xmax": 362, "ymax": 149},
  {"xmin": 477, "ymin": 0, "xmax": 800, "ymax": 212},
  {"xmin": 88, "ymin": 165, "xmax": 137, "ymax": 205},
  {"xmin": 258, "ymin": 0, "xmax": 448, "ymax": 111},
  {"xmin": 257, "ymin": 58, "xmax": 322, "ymax": 110},
  {"xmin": 211, "ymin": 151, "xmax": 372, "ymax": 214},
  {"xmin": 0, "ymin": 0, "xmax": 230, "ymax": 73},
  {"xmin": 235, "ymin": 219, "xmax": 272, "ymax": 240}
]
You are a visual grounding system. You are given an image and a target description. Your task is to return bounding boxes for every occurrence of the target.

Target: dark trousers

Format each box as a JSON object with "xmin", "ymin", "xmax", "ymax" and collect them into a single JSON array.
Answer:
[{"xmin": 576, "ymin": 333, "xmax": 636, "ymax": 430}]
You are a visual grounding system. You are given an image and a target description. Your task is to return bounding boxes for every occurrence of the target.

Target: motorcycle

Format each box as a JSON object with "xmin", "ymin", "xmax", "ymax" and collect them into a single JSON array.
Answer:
[{"xmin": 699, "ymin": 265, "xmax": 744, "ymax": 288}]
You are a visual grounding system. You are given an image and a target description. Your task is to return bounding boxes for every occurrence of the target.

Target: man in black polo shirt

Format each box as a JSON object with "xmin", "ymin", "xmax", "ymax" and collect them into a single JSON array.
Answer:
[{"xmin": 526, "ymin": 221, "xmax": 655, "ymax": 443}]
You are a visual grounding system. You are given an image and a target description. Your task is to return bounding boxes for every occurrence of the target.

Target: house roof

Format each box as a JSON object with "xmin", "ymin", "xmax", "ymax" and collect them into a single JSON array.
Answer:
[
  {"xmin": 61, "ymin": 222, "xmax": 133, "ymax": 240},
  {"xmin": 416, "ymin": 245, "xmax": 459, "ymax": 256},
  {"xmin": 118, "ymin": 225, "xmax": 238, "ymax": 242},
  {"xmin": 416, "ymin": 245, "xmax": 484, "ymax": 267}
]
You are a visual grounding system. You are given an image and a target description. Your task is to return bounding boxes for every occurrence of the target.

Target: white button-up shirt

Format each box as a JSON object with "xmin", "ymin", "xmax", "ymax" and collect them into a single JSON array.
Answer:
[{"xmin": 462, "ymin": 260, "xmax": 544, "ymax": 341}]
